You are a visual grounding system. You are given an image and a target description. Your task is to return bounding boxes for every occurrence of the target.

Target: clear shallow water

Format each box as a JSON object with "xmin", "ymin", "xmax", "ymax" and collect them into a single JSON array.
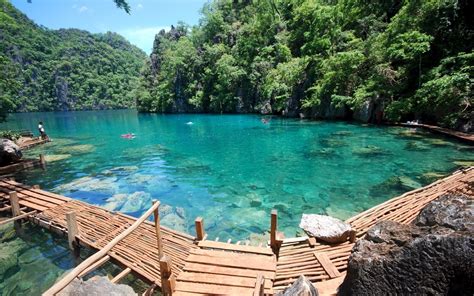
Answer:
[
  {"xmin": 2, "ymin": 110, "xmax": 473, "ymax": 238},
  {"xmin": 1, "ymin": 110, "xmax": 473, "ymax": 295}
]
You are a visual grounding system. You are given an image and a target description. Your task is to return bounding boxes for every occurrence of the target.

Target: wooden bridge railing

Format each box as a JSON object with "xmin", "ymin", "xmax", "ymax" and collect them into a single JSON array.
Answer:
[{"xmin": 43, "ymin": 200, "xmax": 164, "ymax": 296}]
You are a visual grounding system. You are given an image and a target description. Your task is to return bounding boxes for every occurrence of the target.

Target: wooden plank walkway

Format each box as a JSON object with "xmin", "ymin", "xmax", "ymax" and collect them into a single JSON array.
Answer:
[
  {"xmin": 0, "ymin": 167, "xmax": 472, "ymax": 295},
  {"xmin": 273, "ymin": 167, "xmax": 474, "ymax": 293},
  {"xmin": 18, "ymin": 137, "xmax": 50, "ymax": 150}
]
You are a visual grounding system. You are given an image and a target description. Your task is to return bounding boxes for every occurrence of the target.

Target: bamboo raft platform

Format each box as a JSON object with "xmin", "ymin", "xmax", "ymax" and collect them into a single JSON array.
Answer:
[
  {"xmin": 0, "ymin": 167, "xmax": 473, "ymax": 295},
  {"xmin": 17, "ymin": 137, "xmax": 50, "ymax": 150}
]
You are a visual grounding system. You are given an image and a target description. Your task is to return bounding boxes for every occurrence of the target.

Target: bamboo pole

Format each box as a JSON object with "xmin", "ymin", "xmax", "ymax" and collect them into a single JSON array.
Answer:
[
  {"xmin": 195, "ymin": 217, "xmax": 205, "ymax": 241},
  {"xmin": 66, "ymin": 211, "xmax": 79, "ymax": 251},
  {"xmin": 160, "ymin": 255, "xmax": 175, "ymax": 296},
  {"xmin": 111, "ymin": 267, "xmax": 132, "ymax": 284},
  {"xmin": 270, "ymin": 209, "xmax": 277, "ymax": 250},
  {"xmin": 0, "ymin": 211, "xmax": 36, "ymax": 226},
  {"xmin": 153, "ymin": 200, "xmax": 163, "ymax": 259},
  {"xmin": 43, "ymin": 201, "xmax": 160, "ymax": 296},
  {"xmin": 9, "ymin": 191, "xmax": 21, "ymax": 217},
  {"xmin": 39, "ymin": 154, "xmax": 46, "ymax": 169}
]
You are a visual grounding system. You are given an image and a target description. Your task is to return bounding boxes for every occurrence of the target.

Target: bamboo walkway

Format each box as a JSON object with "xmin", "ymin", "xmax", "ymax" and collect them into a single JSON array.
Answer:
[
  {"xmin": 399, "ymin": 123, "xmax": 474, "ymax": 144},
  {"xmin": 18, "ymin": 137, "xmax": 50, "ymax": 150},
  {"xmin": 0, "ymin": 168, "xmax": 473, "ymax": 295},
  {"xmin": 273, "ymin": 167, "xmax": 474, "ymax": 293}
]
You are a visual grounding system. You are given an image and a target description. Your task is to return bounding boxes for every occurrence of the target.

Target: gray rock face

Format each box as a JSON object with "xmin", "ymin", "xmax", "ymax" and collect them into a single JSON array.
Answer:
[
  {"xmin": 414, "ymin": 194, "xmax": 473, "ymax": 232},
  {"xmin": 353, "ymin": 100, "xmax": 373, "ymax": 123},
  {"xmin": 276, "ymin": 275, "xmax": 319, "ymax": 296},
  {"xmin": 0, "ymin": 138, "xmax": 23, "ymax": 166},
  {"xmin": 260, "ymin": 100, "xmax": 272, "ymax": 114},
  {"xmin": 58, "ymin": 276, "xmax": 137, "ymax": 296},
  {"xmin": 339, "ymin": 194, "xmax": 474, "ymax": 296},
  {"xmin": 299, "ymin": 214, "xmax": 352, "ymax": 243}
]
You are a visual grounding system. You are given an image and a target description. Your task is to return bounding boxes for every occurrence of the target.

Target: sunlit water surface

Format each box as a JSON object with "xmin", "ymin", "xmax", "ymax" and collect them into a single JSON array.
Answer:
[{"xmin": 1, "ymin": 110, "xmax": 473, "ymax": 295}]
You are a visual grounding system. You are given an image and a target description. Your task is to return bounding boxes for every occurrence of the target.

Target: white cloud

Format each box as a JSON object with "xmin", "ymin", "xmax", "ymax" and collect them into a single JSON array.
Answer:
[
  {"xmin": 119, "ymin": 26, "xmax": 170, "ymax": 54},
  {"xmin": 78, "ymin": 6, "xmax": 88, "ymax": 13}
]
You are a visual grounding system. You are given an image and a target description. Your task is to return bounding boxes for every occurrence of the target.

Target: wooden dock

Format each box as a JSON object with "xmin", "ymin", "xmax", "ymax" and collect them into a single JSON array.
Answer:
[
  {"xmin": 17, "ymin": 137, "xmax": 50, "ymax": 150},
  {"xmin": 399, "ymin": 123, "xmax": 474, "ymax": 144},
  {"xmin": 0, "ymin": 168, "xmax": 473, "ymax": 295}
]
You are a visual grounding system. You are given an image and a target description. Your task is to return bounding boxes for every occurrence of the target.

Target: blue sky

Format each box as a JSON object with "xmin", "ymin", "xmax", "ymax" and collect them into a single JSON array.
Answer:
[{"xmin": 11, "ymin": 0, "xmax": 208, "ymax": 54}]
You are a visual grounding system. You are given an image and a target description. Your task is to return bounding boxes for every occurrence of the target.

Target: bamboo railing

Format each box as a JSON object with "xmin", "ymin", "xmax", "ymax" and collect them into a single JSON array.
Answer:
[{"xmin": 43, "ymin": 200, "xmax": 164, "ymax": 296}]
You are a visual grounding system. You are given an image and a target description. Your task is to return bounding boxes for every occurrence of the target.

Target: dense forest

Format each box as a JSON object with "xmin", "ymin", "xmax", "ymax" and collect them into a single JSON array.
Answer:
[
  {"xmin": 137, "ymin": 0, "xmax": 473, "ymax": 131},
  {"xmin": 0, "ymin": 0, "xmax": 146, "ymax": 121}
]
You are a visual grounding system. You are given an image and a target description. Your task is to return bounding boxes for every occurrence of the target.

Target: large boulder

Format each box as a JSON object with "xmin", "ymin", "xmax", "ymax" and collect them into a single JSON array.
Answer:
[
  {"xmin": 299, "ymin": 214, "xmax": 352, "ymax": 243},
  {"xmin": 58, "ymin": 276, "xmax": 137, "ymax": 296},
  {"xmin": 339, "ymin": 194, "xmax": 474, "ymax": 295},
  {"xmin": 276, "ymin": 275, "xmax": 319, "ymax": 296},
  {"xmin": 414, "ymin": 194, "xmax": 473, "ymax": 231},
  {"xmin": 0, "ymin": 138, "xmax": 22, "ymax": 166}
]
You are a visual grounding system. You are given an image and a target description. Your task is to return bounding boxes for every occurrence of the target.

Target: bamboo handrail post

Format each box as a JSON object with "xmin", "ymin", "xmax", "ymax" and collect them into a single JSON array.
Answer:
[
  {"xmin": 66, "ymin": 211, "xmax": 79, "ymax": 252},
  {"xmin": 159, "ymin": 255, "xmax": 175, "ymax": 296},
  {"xmin": 153, "ymin": 200, "xmax": 163, "ymax": 258},
  {"xmin": 39, "ymin": 154, "xmax": 46, "ymax": 169},
  {"xmin": 195, "ymin": 217, "xmax": 205, "ymax": 241},
  {"xmin": 9, "ymin": 191, "xmax": 21, "ymax": 217},
  {"xmin": 270, "ymin": 209, "xmax": 283, "ymax": 253}
]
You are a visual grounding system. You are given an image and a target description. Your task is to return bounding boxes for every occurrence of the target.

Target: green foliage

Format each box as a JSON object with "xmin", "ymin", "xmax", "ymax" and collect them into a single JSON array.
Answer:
[
  {"xmin": 0, "ymin": 130, "xmax": 21, "ymax": 141},
  {"xmin": 138, "ymin": 0, "xmax": 473, "ymax": 130},
  {"xmin": 0, "ymin": 0, "xmax": 146, "ymax": 118}
]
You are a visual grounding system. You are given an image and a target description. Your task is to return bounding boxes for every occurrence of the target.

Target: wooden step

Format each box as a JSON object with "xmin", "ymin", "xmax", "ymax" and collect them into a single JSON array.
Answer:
[
  {"xmin": 183, "ymin": 262, "xmax": 276, "ymax": 279},
  {"xmin": 198, "ymin": 240, "xmax": 274, "ymax": 256},
  {"xmin": 177, "ymin": 272, "xmax": 272, "ymax": 289}
]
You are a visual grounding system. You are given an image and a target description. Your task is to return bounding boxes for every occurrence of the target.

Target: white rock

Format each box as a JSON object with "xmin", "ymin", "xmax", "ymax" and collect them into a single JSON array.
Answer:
[{"xmin": 299, "ymin": 214, "xmax": 352, "ymax": 243}]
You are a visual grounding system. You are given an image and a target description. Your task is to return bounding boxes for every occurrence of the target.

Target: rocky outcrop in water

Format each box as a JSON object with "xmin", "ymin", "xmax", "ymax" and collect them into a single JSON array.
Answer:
[
  {"xmin": 276, "ymin": 275, "xmax": 319, "ymax": 296},
  {"xmin": 0, "ymin": 139, "xmax": 23, "ymax": 166},
  {"xmin": 58, "ymin": 276, "xmax": 137, "ymax": 296},
  {"xmin": 339, "ymin": 194, "xmax": 474, "ymax": 295}
]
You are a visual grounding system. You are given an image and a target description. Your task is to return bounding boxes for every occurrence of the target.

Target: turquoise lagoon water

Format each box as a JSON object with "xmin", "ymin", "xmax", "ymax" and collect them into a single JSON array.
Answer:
[{"xmin": 1, "ymin": 110, "xmax": 473, "ymax": 294}]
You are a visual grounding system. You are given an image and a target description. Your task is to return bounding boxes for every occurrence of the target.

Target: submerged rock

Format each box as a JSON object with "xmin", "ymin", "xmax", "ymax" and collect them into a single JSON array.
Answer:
[
  {"xmin": 419, "ymin": 172, "xmax": 446, "ymax": 184},
  {"xmin": 453, "ymin": 160, "xmax": 474, "ymax": 167},
  {"xmin": 0, "ymin": 239, "xmax": 26, "ymax": 276},
  {"xmin": 339, "ymin": 194, "xmax": 474, "ymax": 295},
  {"xmin": 398, "ymin": 176, "xmax": 421, "ymax": 189},
  {"xmin": 119, "ymin": 191, "xmax": 152, "ymax": 213},
  {"xmin": 103, "ymin": 193, "xmax": 128, "ymax": 211},
  {"xmin": 299, "ymin": 214, "xmax": 352, "ymax": 243},
  {"xmin": 276, "ymin": 275, "xmax": 318, "ymax": 296},
  {"xmin": 425, "ymin": 138, "xmax": 452, "ymax": 146},
  {"xmin": 0, "ymin": 138, "xmax": 23, "ymax": 165},
  {"xmin": 404, "ymin": 141, "xmax": 430, "ymax": 151},
  {"xmin": 56, "ymin": 176, "xmax": 118, "ymax": 194},
  {"xmin": 45, "ymin": 154, "xmax": 72, "ymax": 162},
  {"xmin": 319, "ymin": 138, "xmax": 346, "ymax": 148},
  {"xmin": 59, "ymin": 144, "xmax": 95, "ymax": 154},
  {"xmin": 58, "ymin": 276, "xmax": 137, "ymax": 296},
  {"xmin": 352, "ymin": 145, "xmax": 388, "ymax": 157}
]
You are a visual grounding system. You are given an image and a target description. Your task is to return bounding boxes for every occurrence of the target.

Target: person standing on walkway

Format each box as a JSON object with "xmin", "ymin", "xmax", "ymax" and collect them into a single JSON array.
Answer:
[{"xmin": 38, "ymin": 121, "xmax": 49, "ymax": 140}]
